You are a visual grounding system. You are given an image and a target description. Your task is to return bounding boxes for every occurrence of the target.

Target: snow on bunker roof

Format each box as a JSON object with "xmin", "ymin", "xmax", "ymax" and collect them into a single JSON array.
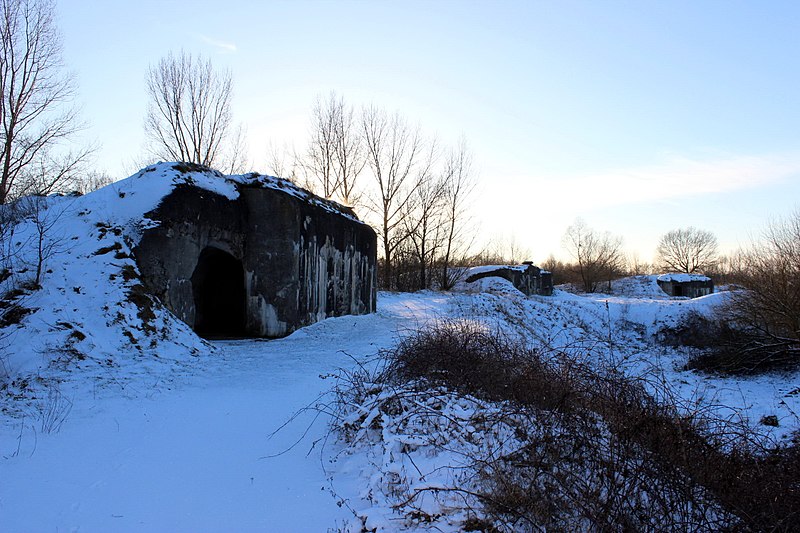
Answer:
[{"xmin": 657, "ymin": 273, "xmax": 711, "ymax": 283}]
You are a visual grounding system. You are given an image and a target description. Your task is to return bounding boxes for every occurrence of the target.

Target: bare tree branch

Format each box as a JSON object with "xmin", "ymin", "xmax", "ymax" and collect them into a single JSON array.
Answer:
[
  {"xmin": 439, "ymin": 138, "xmax": 476, "ymax": 289},
  {"xmin": 304, "ymin": 92, "xmax": 365, "ymax": 205},
  {"xmin": 656, "ymin": 227, "xmax": 718, "ymax": 274},
  {"xmin": 265, "ymin": 140, "xmax": 301, "ymax": 183},
  {"xmin": 144, "ymin": 50, "xmax": 232, "ymax": 168},
  {"xmin": 0, "ymin": 0, "xmax": 87, "ymax": 203},
  {"xmin": 563, "ymin": 219, "xmax": 625, "ymax": 293},
  {"xmin": 361, "ymin": 105, "xmax": 422, "ymax": 288},
  {"xmin": 403, "ymin": 140, "xmax": 443, "ymax": 290},
  {"xmin": 730, "ymin": 209, "xmax": 800, "ymax": 341},
  {"xmin": 220, "ymin": 122, "xmax": 249, "ymax": 175}
]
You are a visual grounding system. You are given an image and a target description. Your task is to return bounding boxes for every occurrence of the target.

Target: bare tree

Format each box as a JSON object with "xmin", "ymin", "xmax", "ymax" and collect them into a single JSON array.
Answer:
[
  {"xmin": 712, "ymin": 251, "xmax": 747, "ymax": 284},
  {"xmin": 473, "ymin": 234, "xmax": 532, "ymax": 266},
  {"xmin": 627, "ymin": 252, "xmax": 651, "ymax": 276},
  {"xmin": 304, "ymin": 92, "xmax": 338, "ymax": 198},
  {"xmin": 656, "ymin": 226, "xmax": 718, "ymax": 274},
  {"xmin": 403, "ymin": 141, "xmax": 442, "ymax": 290},
  {"xmin": 0, "ymin": 195, "xmax": 64, "ymax": 286},
  {"xmin": 563, "ymin": 219, "xmax": 625, "ymax": 293},
  {"xmin": 540, "ymin": 254, "xmax": 576, "ymax": 286},
  {"xmin": 19, "ymin": 194, "xmax": 63, "ymax": 286},
  {"xmin": 304, "ymin": 92, "xmax": 365, "ymax": 205},
  {"xmin": 0, "ymin": 0, "xmax": 88, "ymax": 203},
  {"xmin": 699, "ymin": 211, "xmax": 800, "ymax": 371},
  {"xmin": 362, "ymin": 105, "xmax": 422, "ymax": 288},
  {"xmin": 14, "ymin": 144, "xmax": 92, "ymax": 196},
  {"xmin": 731, "ymin": 210, "xmax": 800, "ymax": 341},
  {"xmin": 221, "ymin": 123, "xmax": 249, "ymax": 174},
  {"xmin": 265, "ymin": 140, "xmax": 300, "ymax": 182},
  {"xmin": 332, "ymin": 96, "xmax": 364, "ymax": 206},
  {"xmin": 145, "ymin": 50, "xmax": 232, "ymax": 167},
  {"xmin": 74, "ymin": 169, "xmax": 113, "ymax": 194},
  {"xmin": 438, "ymin": 139, "xmax": 475, "ymax": 289}
]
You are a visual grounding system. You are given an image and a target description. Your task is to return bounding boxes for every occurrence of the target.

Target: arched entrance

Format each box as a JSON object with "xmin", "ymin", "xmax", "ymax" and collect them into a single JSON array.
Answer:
[{"xmin": 191, "ymin": 247, "xmax": 246, "ymax": 338}]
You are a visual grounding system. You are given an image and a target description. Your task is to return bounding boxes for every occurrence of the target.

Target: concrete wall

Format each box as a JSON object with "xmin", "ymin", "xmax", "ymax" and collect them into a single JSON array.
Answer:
[
  {"xmin": 134, "ymin": 182, "xmax": 377, "ymax": 338},
  {"xmin": 657, "ymin": 279, "xmax": 714, "ymax": 299}
]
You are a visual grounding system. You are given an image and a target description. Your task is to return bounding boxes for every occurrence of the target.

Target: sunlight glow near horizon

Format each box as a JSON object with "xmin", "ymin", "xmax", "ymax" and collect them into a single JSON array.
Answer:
[{"xmin": 56, "ymin": 0, "xmax": 800, "ymax": 264}]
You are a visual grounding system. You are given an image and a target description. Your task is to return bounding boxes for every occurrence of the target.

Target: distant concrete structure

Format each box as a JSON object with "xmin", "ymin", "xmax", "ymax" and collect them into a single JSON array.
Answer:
[
  {"xmin": 134, "ymin": 164, "xmax": 377, "ymax": 338},
  {"xmin": 465, "ymin": 261, "xmax": 553, "ymax": 296},
  {"xmin": 656, "ymin": 273, "xmax": 714, "ymax": 298}
]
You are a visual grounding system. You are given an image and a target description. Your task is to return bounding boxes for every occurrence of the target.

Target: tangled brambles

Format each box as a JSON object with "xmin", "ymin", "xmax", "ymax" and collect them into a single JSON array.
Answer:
[{"xmin": 333, "ymin": 320, "xmax": 798, "ymax": 531}]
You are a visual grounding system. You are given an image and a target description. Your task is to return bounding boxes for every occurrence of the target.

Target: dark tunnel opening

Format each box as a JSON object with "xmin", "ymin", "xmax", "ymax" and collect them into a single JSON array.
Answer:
[{"xmin": 191, "ymin": 247, "xmax": 246, "ymax": 338}]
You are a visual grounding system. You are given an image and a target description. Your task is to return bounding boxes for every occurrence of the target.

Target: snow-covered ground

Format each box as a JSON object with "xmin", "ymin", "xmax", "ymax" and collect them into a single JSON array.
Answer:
[
  {"xmin": 0, "ymin": 166, "xmax": 797, "ymax": 530},
  {"xmin": 0, "ymin": 292, "xmax": 447, "ymax": 531},
  {"xmin": 2, "ymin": 283, "xmax": 798, "ymax": 531}
]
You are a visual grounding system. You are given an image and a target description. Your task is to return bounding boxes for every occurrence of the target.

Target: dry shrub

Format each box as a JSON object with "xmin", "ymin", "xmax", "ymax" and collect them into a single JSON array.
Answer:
[
  {"xmin": 372, "ymin": 320, "xmax": 799, "ymax": 531},
  {"xmin": 707, "ymin": 209, "xmax": 800, "ymax": 373},
  {"xmin": 386, "ymin": 321, "xmax": 570, "ymax": 409},
  {"xmin": 660, "ymin": 311, "xmax": 800, "ymax": 374}
]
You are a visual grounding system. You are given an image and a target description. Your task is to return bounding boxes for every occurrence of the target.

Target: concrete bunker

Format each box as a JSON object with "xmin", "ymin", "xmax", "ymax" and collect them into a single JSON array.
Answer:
[
  {"xmin": 656, "ymin": 273, "xmax": 714, "ymax": 298},
  {"xmin": 133, "ymin": 166, "xmax": 377, "ymax": 339},
  {"xmin": 191, "ymin": 246, "xmax": 247, "ymax": 338},
  {"xmin": 465, "ymin": 262, "xmax": 553, "ymax": 296}
]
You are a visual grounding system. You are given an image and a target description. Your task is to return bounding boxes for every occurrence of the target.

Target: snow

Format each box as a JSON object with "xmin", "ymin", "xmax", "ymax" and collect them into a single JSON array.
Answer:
[
  {"xmin": 607, "ymin": 274, "xmax": 672, "ymax": 298},
  {"xmin": 0, "ymin": 340, "xmax": 355, "ymax": 530},
  {"xmin": 0, "ymin": 168, "xmax": 797, "ymax": 530},
  {"xmin": 465, "ymin": 264, "xmax": 529, "ymax": 276},
  {"xmin": 2, "ymin": 283, "xmax": 798, "ymax": 530},
  {"xmin": 0, "ymin": 162, "xmax": 366, "ymax": 384},
  {"xmin": 0, "ymin": 292, "xmax": 450, "ymax": 531},
  {"xmin": 657, "ymin": 272, "xmax": 712, "ymax": 283}
]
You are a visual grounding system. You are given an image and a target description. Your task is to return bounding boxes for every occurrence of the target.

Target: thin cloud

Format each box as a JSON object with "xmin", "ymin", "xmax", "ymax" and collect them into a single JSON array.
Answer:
[
  {"xmin": 199, "ymin": 34, "xmax": 237, "ymax": 53},
  {"xmin": 538, "ymin": 151, "xmax": 800, "ymax": 210}
]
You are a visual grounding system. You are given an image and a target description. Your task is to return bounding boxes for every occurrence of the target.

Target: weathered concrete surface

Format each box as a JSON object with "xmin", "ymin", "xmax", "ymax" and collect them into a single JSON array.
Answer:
[{"xmin": 134, "ymin": 176, "xmax": 377, "ymax": 338}]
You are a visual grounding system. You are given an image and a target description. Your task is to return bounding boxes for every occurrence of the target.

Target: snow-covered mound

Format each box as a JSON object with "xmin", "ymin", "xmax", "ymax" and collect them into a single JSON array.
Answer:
[
  {"xmin": 556, "ymin": 275, "xmax": 693, "ymax": 299},
  {"xmin": 609, "ymin": 275, "xmax": 672, "ymax": 298},
  {"xmin": 0, "ymin": 162, "xmax": 347, "ymax": 389}
]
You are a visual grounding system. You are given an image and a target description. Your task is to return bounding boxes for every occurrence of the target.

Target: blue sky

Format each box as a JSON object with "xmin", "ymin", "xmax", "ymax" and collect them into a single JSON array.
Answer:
[{"xmin": 56, "ymin": 0, "xmax": 800, "ymax": 263}]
